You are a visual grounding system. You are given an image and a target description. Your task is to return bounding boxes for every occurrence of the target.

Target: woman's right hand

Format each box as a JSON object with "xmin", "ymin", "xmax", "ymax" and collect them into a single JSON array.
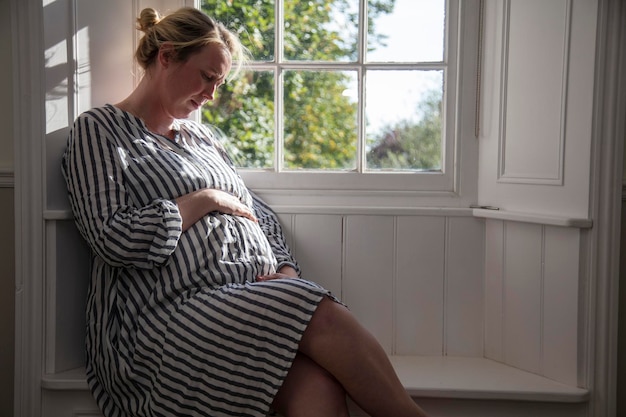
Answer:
[
  {"xmin": 203, "ymin": 189, "xmax": 258, "ymax": 223},
  {"xmin": 176, "ymin": 188, "xmax": 257, "ymax": 231}
]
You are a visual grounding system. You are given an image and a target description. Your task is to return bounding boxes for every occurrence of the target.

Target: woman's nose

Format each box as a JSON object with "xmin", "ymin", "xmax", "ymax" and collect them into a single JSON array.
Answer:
[{"xmin": 203, "ymin": 84, "xmax": 217, "ymax": 101}]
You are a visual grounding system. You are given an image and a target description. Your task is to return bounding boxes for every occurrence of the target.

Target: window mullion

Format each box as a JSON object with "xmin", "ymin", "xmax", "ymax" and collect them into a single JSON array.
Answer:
[
  {"xmin": 275, "ymin": 0, "xmax": 284, "ymax": 173},
  {"xmin": 357, "ymin": 66, "xmax": 366, "ymax": 174},
  {"xmin": 357, "ymin": 0, "xmax": 368, "ymax": 173}
]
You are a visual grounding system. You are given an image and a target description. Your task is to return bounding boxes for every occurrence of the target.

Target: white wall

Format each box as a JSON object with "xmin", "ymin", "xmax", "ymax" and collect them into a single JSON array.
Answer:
[{"xmin": 0, "ymin": 0, "xmax": 15, "ymax": 415}]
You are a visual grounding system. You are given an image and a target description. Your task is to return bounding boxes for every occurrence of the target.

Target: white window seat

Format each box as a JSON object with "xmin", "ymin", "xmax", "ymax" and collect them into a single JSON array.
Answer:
[
  {"xmin": 387, "ymin": 356, "xmax": 588, "ymax": 403},
  {"xmin": 41, "ymin": 355, "xmax": 589, "ymax": 403}
]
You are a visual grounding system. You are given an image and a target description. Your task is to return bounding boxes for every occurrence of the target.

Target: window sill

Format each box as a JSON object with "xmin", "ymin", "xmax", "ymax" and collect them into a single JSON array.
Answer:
[
  {"xmin": 472, "ymin": 208, "xmax": 593, "ymax": 228},
  {"xmin": 41, "ymin": 356, "xmax": 589, "ymax": 403}
]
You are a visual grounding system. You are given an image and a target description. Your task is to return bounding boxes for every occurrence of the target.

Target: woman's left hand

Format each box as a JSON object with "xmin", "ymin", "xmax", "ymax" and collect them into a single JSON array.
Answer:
[
  {"xmin": 256, "ymin": 273, "xmax": 294, "ymax": 282},
  {"xmin": 257, "ymin": 265, "xmax": 299, "ymax": 281}
]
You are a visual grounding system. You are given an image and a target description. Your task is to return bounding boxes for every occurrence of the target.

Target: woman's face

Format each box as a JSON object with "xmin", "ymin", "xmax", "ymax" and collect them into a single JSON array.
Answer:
[{"xmin": 161, "ymin": 42, "xmax": 232, "ymax": 119}]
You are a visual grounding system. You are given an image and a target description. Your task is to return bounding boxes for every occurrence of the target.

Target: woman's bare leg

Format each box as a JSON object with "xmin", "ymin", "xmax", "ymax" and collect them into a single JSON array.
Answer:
[
  {"xmin": 298, "ymin": 297, "xmax": 428, "ymax": 417},
  {"xmin": 272, "ymin": 352, "xmax": 349, "ymax": 417}
]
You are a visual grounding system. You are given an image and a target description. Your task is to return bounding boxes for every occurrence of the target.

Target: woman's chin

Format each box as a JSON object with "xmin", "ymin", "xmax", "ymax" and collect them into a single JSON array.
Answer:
[
  {"xmin": 182, "ymin": 102, "xmax": 202, "ymax": 118},
  {"xmin": 174, "ymin": 107, "xmax": 195, "ymax": 119}
]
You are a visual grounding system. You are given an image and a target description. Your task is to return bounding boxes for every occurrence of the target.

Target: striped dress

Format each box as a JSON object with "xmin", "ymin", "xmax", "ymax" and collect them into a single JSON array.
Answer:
[{"xmin": 62, "ymin": 104, "xmax": 336, "ymax": 417}]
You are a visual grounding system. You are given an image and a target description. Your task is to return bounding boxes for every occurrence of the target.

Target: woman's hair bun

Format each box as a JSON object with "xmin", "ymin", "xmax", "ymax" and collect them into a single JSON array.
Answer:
[{"xmin": 136, "ymin": 8, "xmax": 161, "ymax": 32}]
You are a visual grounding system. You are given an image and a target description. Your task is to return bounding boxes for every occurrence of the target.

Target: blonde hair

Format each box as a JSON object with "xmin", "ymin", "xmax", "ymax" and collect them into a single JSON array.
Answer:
[{"xmin": 135, "ymin": 7, "xmax": 248, "ymax": 79}]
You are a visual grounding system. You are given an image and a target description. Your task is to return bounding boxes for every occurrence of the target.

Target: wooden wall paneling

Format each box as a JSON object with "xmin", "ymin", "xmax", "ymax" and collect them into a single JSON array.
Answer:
[
  {"xmin": 484, "ymin": 219, "xmax": 505, "ymax": 361},
  {"xmin": 42, "ymin": 390, "xmax": 102, "ymax": 417},
  {"xmin": 477, "ymin": 0, "xmax": 595, "ymax": 219},
  {"xmin": 275, "ymin": 213, "xmax": 295, "ymax": 254},
  {"xmin": 343, "ymin": 215, "xmax": 395, "ymax": 353},
  {"xmin": 395, "ymin": 216, "xmax": 445, "ymax": 356},
  {"xmin": 0, "ymin": 188, "xmax": 14, "ymax": 417},
  {"xmin": 44, "ymin": 221, "xmax": 58, "ymax": 374},
  {"xmin": 45, "ymin": 219, "xmax": 91, "ymax": 374},
  {"xmin": 291, "ymin": 214, "xmax": 343, "ymax": 300},
  {"xmin": 542, "ymin": 225, "xmax": 579, "ymax": 385},
  {"xmin": 445, "ymin": 217, "xmax": 485, "ymax": 356},
  {"xmin": 503, "ymin": 221, "xmax": 543, "ymax": 373},
  {"xmin": 51, "ymin": 220, "xmax": 91, "ymax": 373},
  {"xmin": 46, "ymin": 129, "xmax": 72, "ymax": 212},
  {"xmin": 499, "ymin": 0, "xmax": 570, "ymax": 184}
]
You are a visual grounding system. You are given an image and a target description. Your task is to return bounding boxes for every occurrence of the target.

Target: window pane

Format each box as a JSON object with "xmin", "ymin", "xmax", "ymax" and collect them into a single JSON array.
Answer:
[
  {"xmin": 283, "ymin": 70, "xmax": 358, "ymax": 170},
  {"xmin": 366, "ymin": 70, "xmax": 443, "ymax": 171},
  {"xmin": 202, "ymin": 71, "xmax": 275, "ymax": 169},
  {"xmin": 367, "ymin": 0, "xmax": 445, "ymax": 62},
  {"xmin": 202, "ymin": 0, "xmax": 275, "ymax": 61},
  {"xmin": 284, "ymin": 0, "xmax": 358, "ymax": 61}
]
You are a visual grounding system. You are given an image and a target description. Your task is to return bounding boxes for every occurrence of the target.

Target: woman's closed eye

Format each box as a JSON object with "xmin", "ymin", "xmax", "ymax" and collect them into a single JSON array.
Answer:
[{"xmin": 202, "ymin": 72, "xmax": 226, "ymax": 86}]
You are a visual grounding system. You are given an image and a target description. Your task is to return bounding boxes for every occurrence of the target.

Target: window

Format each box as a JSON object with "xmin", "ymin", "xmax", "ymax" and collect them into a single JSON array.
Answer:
[{"xmin": 200, "ymin": 0, "xmax": 478, "ymax": 201}]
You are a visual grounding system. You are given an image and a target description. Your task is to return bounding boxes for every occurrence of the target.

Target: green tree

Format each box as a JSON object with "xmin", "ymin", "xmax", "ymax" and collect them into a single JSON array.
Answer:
[
  {"xmin": 202, "ymin": 0, "xmax": 395, "ymax": 169},
  {"xmin": 367, "ymin": 90, "xmax": 442, "ymax": 171}
]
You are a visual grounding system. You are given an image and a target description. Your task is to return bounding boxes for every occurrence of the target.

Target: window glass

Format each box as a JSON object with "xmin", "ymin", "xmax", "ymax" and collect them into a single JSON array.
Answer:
[
  {"xmin": 206, "ymin": 1, "xmax": 276, "ymax": 61},
  {"xmin": 203, "ymin": 70, "xmax": 275, "ymax": 169},
  {"xmin": 283, "ymin": 70, "xmax": 358, "ymax": 170},
  {"xmin": 365, "ymin": 70, "xmax": 443, "ymax": 171},
  {"xmin": 367, "ymin": 0, "xmax": 445, "ymax": 63},
  {"xmin": 284, "ymin": 0, "xmax": 359, "ymax": 61}
]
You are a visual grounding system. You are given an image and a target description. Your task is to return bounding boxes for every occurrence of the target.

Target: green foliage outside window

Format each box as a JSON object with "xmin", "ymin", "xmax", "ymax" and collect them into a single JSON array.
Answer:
[
  {"xmin": 368, "ymin": 90, "xmax": 442, "ymax": 170},
  {"xmin": 201, "ymin": 0, "xmax": 442, "ymax": 171}
]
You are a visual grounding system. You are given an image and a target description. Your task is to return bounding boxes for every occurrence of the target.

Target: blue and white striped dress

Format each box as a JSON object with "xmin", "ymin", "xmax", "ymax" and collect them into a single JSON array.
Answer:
[{"xmin": 62, "ymin": 104, "xmax": 336, "ymax": 417}]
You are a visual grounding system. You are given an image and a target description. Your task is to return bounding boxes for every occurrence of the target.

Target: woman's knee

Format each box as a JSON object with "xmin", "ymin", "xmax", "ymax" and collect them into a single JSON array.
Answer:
[
  {"xmin": 272, "ymin": 353, "xmax": 348, "ymax": 417},
  {"xmin": 306, "ymin": 297, "xmax": 349, "ymax": 335},
  {"xmin": 299, "ymin": 297, "xmax": 356, "ymax": 354}
]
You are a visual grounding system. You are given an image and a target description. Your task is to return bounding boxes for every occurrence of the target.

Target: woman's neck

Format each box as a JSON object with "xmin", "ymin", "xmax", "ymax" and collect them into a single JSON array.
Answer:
[{"xmin": 115, "ymin": 77, "xmax": 176, "ymax": 139}]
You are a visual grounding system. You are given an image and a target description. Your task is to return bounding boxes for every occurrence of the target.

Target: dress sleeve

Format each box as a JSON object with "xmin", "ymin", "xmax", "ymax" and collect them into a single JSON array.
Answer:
[
  {"xmin": 61, "ymin": 111, "xmax": 183, "ymax": 269},
  {"xmin": 249, "ymin": 191, "xmax": 301, "ymax": 277}
]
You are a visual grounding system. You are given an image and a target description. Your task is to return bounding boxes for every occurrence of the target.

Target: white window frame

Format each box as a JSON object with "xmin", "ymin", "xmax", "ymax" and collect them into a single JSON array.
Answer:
[{"xmin": 200, "ymin": 0, "xmax": 480, "ymax": 207}]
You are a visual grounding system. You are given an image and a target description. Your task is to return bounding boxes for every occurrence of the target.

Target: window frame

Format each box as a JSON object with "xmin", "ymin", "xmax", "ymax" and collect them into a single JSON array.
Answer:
[{"xmin": 202, "ymin": 0, "xmax": 480, "ymax": 207}]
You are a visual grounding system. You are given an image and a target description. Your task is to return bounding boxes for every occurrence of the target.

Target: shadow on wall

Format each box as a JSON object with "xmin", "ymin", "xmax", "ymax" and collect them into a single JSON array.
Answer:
[
  {"xmin": 40, "ymin": 0, "xmax": 139, "ymax": 380},
  {"xmin": 0, "ymin": 188, "xmax": 15, "ymax": 417},
  {"xmin": 44, "ymin": 0, "xmax": 136, "ymax": 213},
  {"xmin": 618, "ymin": 200, "xmax": 626, "ymax": 417},
  {"xmin": 0, "ymin": 0, "xmax": 14, "ymax": 413}
]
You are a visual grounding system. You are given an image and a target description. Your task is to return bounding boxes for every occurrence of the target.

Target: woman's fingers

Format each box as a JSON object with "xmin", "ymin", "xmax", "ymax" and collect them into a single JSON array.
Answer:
[
  {"xmin": 234, "ymin": 204, "xmax": 258, "ymax": 222},
  {"xmin": 256, "ymin": 273, "xmax": 295, "ymax": 282},
  {"xmin": 205, "ymin": 189, "xmax": 258, "ymax": 222}
]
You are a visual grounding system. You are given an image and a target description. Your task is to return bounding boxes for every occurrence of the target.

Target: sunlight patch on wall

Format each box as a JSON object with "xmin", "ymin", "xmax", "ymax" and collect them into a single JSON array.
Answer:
[{"xmin": 45, "ymin": 38, "xmax": 70, "ymax": 134}]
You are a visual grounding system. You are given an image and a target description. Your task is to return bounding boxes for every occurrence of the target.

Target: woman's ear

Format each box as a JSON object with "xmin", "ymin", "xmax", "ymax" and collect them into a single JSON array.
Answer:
[{"xmin": 158, "ymin": 43, "xmax": 176, "ymax": 68}]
